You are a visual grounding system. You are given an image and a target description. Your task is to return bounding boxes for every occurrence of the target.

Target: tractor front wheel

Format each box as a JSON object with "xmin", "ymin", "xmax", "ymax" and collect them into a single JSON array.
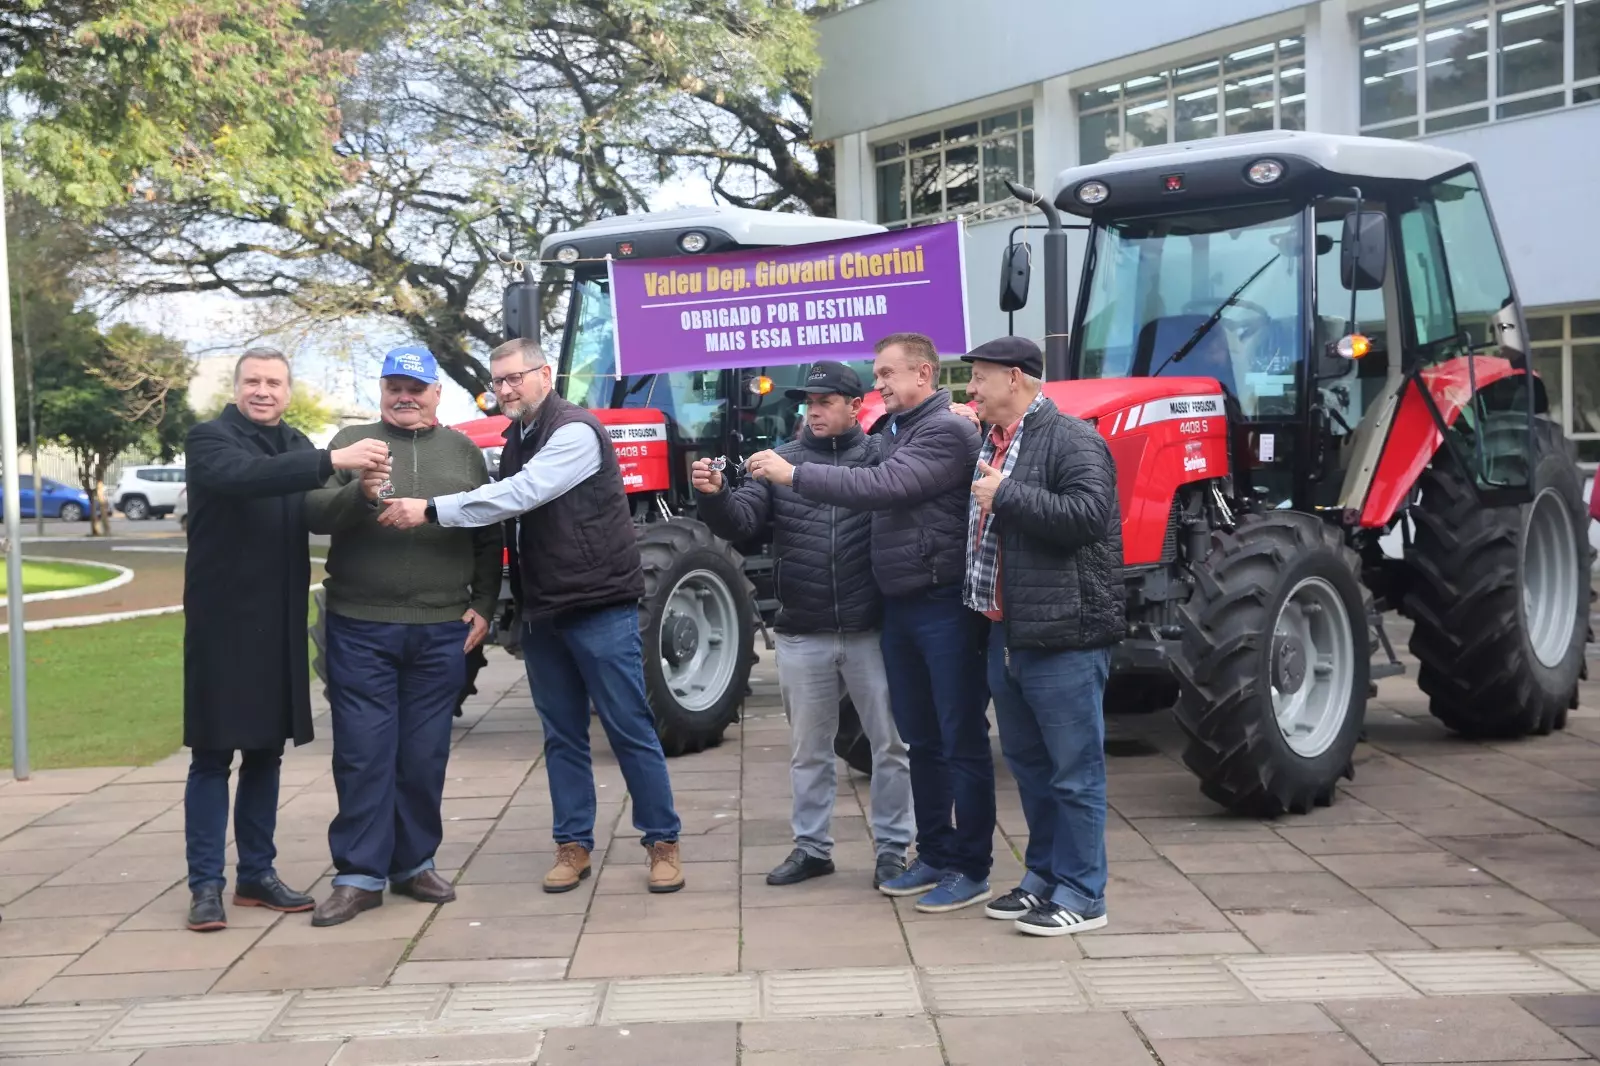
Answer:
[
  {"xmin": 638, "ymin": 520, "xmax": 756, "ymax": 756},
  {"xmin": 1404, "ymin": 418, "xmax": 1588, "ymax": 737},
  {"xmin": 1172, "ymin": 511, "xmax": 1371, "ymax": 816}
]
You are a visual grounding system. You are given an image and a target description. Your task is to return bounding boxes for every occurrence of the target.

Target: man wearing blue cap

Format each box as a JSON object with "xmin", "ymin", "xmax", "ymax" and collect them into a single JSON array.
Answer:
[{"xmin": 304, "ymin": 346, "xmax": 503, "ymax": 927}]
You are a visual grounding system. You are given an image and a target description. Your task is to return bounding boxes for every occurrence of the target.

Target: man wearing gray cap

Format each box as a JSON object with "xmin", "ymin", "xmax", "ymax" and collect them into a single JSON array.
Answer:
[{"xmin": 961, "ymin": 336, "xmax": 1125, "ymax": 937}]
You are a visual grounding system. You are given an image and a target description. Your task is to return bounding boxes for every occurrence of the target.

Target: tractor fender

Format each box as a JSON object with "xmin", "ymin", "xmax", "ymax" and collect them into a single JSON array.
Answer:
[{"xmin": 1358, "ymin": 356, "xmax": 1545, "ymax": 529}]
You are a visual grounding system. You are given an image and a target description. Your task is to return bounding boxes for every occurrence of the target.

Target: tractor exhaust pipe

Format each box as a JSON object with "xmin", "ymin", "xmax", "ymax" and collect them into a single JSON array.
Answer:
[{"xmin": 1005, "ymin": 180, "xmax": 1070, "ymax": 382}]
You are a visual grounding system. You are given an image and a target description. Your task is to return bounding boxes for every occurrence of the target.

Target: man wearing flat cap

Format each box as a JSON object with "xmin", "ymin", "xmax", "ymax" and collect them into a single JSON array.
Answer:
[{"xmin": 961, "ymin": 336, "xmax": 1125, "ymax": 938}]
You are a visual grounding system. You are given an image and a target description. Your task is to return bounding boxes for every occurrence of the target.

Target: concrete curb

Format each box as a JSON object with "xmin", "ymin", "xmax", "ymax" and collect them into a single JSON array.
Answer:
[{"xmin": 11, "ymin": 555, "xmax": 133, "ymax": 604}]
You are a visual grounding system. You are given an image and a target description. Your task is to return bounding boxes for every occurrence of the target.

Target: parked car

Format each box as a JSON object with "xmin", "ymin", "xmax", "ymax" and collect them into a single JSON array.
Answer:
[
  {"xmin": 13, "ymin": 477, "xmax": 91, "ymax": 522},
  {"xmin": 112, "ymin": 464, "xmax": 185, "ymax": 520},
  {"xmin": 175, "ymin": 487, "xmax": 187, "ymax": 530}
]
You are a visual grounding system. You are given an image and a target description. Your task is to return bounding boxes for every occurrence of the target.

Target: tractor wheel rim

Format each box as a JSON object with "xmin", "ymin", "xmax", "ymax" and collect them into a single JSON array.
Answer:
[
  {"xmin": 1271, "ymin": 575, "xmax": 1354, "ymax": 759},
  {"xmin": 660, "ymin": 568, "xmax": 739, "ymax": 714},
  {"xmin": 1524, "ymin": 486, "xmax": 1580, "ymax": 669}
]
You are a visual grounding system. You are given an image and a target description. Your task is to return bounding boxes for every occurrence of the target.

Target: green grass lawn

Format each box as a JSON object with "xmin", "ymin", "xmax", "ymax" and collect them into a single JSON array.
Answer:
[
  {"xmin": 0, "ymin": 590, "xmax": 323, "ymax": 770},
  {"xmin": 0, "ymin": 612, "xmax": 186, "ymax": 769},
  {"xmin": 0, "ymin": 559, "xmax": 114, "ymax": 596}
]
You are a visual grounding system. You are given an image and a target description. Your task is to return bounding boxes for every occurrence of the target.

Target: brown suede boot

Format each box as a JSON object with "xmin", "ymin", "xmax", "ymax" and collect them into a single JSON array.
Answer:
[
  {"xmin": 543, "ymin": 842, "xmax": 591, "ymax": 894},
  {"xmin": 648, "ymin": 841, "xmax": 685, "ymax": 894}
]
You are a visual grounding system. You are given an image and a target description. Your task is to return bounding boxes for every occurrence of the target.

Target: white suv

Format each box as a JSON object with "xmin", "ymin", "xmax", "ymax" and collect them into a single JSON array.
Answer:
[{"xmin": 113, "ymin": 465, "xmax": 186, "ymax": 520}]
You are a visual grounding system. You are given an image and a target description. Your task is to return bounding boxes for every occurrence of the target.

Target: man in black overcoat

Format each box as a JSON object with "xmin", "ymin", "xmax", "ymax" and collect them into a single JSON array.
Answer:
[{"xmin": 182, "ymin": 348, "xmax": 389, "ymax": 932}]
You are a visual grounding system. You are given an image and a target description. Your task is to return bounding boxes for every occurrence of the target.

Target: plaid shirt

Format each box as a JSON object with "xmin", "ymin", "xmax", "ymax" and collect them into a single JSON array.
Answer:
[{"xmin": 964, "ymin": 391, "xmax": 1046, "ymax": 619}]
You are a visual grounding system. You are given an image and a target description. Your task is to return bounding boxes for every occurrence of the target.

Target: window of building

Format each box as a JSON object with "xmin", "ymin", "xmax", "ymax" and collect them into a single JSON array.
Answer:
[
  {"xmin": 1529, "ymin": 307, "xmax": 1600, "ymax": 464},
  {"xmin": 1076, "ymin": 38, "xmax": 1306, "ymax": 165},
  {"xmin": 1359, "ymin": 0, "xmax": 1600, "ymax": 138},
  {"xmin": 872, "ymin": 106, "xmax": 1034, "ymax": 228}
]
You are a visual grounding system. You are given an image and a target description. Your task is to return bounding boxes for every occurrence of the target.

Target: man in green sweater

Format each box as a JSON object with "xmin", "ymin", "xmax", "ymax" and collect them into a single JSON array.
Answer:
[{"xmin": 305, "ymin": 346, "xmax": 502, "ymax": 927}]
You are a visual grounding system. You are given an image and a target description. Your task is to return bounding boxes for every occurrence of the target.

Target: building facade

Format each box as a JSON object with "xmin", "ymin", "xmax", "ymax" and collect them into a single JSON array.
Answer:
[{"xmin": 816, "ymin": 0, "xmax": 1600, "ymax": 461}]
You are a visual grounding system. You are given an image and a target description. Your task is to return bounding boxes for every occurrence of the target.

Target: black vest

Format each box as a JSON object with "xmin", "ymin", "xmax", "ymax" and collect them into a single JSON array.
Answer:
[{"xmin": 500, "ymin": 394, "xmax": 645, "ymax": 621}]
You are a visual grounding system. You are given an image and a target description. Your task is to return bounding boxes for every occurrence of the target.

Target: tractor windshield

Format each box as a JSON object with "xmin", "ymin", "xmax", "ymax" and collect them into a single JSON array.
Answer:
[{"xmin": 1076, "ymin": 202, "xmax": 1306, "ymax": 419}]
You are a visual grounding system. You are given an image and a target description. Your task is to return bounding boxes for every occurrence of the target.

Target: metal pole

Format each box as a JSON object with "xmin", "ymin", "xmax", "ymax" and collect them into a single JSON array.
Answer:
[
  {"xmin": 19, "ymin": 266, "xmax": 43, "ymax": 537},
  {"xmin": 0, "ymin": 137, "xmax": 31, "ymax": 780}
]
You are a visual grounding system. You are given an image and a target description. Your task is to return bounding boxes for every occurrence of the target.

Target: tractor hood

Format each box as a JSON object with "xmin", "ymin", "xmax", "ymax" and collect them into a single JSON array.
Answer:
[{"xmin": 1041, "ymin": 377, "xmax": 1230, "ymax": 421}]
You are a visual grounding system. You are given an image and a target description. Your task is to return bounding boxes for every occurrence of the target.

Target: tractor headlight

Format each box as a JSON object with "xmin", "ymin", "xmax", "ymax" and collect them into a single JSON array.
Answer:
[
  {"xmin": 555, "ymin": 245, "xmax": 580, "ymax": 265},
  {"xmin": 679, "ymin": 231, "xmax": 709, "ymax": 253},
  {"xmin": 1076, "ymin": 180, "xmax": 1110, "ymax": 205},
  {"xmin": 1246, "ymin": 158, "xmax": 1285, "ymax": 185}
]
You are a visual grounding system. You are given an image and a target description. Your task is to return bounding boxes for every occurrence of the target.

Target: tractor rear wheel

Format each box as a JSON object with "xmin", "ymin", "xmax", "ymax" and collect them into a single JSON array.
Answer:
[
  {"xmin": 1172, "ymin": 511, "xmax": 1371, "ymax": 816},
  {"xmin": 1404, "ymin": 417, "xmax": 1589, "ymax": 737},
  {"xmin": 638, "ymin": 519, "xmax": 756, "ymax": 756}
]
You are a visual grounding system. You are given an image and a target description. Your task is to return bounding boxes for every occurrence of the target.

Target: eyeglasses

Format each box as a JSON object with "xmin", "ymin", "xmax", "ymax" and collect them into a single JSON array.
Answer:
[{"xmin": 490, "ymin": 369, "xmax": 538, "ymax": 390}]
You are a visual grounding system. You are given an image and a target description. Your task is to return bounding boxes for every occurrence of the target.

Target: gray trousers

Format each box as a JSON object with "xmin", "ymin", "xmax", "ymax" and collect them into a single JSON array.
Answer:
[{"xmin": 774, "ymin": 630, "xmax": 914, "ymax": 861}]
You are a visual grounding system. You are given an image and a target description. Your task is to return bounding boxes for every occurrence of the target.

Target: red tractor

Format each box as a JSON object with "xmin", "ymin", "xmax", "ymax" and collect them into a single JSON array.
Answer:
[{"xmin": 1006, "ymin": 129, "xmax": 1590, "ymax": 814}]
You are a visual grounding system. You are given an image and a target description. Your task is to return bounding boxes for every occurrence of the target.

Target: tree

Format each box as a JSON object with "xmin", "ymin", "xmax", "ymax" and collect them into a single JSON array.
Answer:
[
  {"xmin": 36, "ymin": 323, "xmax": 194, "ymax": 535},
  {"xmin": 5, "ymin": 0, "xmax": 357, "ymax": 218},
  {"xmin": 78, "ymin": 0, "xmax": 849, "ymax": 395}
]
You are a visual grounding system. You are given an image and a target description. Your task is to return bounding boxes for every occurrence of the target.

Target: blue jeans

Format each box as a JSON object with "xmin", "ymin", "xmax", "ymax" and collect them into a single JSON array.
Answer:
[
  {"xmin": 880, "ymin": 584, "xmax": 994, "ymax": 881},
  {"xmin": 326, "ymin": 614, "xmax": 466, "ymax": 892},
  {"xmin": 988, "ymin": 626, "xmax": 1110, "ymax": 916},
  {"xmin": 522, "ymin": 604, "xmax": 680, "ymax": 850},
  {"xmin": 185, "ymin": 746, "xmax": 283, "ymax": 893}
]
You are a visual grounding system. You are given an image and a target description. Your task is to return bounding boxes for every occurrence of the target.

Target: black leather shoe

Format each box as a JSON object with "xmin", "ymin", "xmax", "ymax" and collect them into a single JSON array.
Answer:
[
  {"xmin": 234, "ymin": 873, "xmax": 315, "ymax": 913},
  {"xmin": 873, "ymin": 854, "xmax": 908, "ymax": 890},
  {"xmin": 311, "ymin": 885, "xmax": 383, "ymax": 927},
  {"xmin": 391, "ymin": 869, "xmax": 457, "ymax": 904},
  {"xmin": 187, "ymin": 885, "xmax": 227, "ymax": 932},
  {"xmin": 766, "ymin": 847, "xmax": 835, "ymax": 886}
]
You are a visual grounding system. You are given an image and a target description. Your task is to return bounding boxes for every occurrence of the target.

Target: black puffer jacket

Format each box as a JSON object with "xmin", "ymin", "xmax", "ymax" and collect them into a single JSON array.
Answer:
[
  {"xmin": 698, "ymin": 425, "xmax": 880, "ymax": 634},
  {"xmin": 983, "ymin": 397, "xmax": 1125, "ymax": 649},
  {"xmin": 792, "ymin": 389, "xmax": 980, "ymax": 598}
]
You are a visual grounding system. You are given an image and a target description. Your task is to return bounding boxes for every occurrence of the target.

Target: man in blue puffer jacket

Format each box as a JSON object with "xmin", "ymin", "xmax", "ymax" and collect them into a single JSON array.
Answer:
[{"xmin": 695, "ymin": 362, "xmax": 913, "ymax": 891}]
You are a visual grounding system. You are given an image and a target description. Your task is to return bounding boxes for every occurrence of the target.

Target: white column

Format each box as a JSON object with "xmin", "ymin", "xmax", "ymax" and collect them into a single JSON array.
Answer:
[
  {"xmin": 833, "ymin": 133, "xmax": 868, "ymax": 221},
  {"xmin": 1035, "ymin": 75, "xmax": 1079, "ymax": 192},
  {"xmin": 1305, "ymin": 0, "xmax": 1361, "ymax": 134}
]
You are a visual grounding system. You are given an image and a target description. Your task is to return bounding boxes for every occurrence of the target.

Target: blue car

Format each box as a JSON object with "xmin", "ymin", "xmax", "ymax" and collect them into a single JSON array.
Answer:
[{"xmin": 15, "ymin": 477, "xmax": 92, "ymax": 521}]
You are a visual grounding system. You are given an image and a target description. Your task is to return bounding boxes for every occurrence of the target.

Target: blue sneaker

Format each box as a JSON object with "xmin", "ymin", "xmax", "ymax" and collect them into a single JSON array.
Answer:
[
  {"xmin": 877, "ymin": 857, "xmax": 945, "ymax": 897},
  {"xmin": 914, "ymin": 871, "xmax": 992, "ymax": 913}
]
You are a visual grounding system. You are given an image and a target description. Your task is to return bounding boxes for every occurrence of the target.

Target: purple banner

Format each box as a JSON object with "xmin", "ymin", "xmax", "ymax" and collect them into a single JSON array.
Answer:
[{"xmin": 606, "ymin": 219, "xmax": 969, "ymax": 376}]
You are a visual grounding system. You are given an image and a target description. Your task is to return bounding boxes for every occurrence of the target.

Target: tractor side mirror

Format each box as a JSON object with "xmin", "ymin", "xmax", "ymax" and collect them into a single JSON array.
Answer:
[
  {"xmin": 999, "ymin": 241, "xmax": 1031, "ymax": 313},
  {"xmin": 1340, "ymin": 211, "xmax": 1388, "ymax": 292},
  {"xmin": 502, "ymin": 280, "xmax": 541, "ymax": 343}
]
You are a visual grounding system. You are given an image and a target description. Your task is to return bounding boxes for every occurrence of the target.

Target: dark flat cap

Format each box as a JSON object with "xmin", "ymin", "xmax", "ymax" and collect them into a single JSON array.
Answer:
[{"xmin": 961, "ymin": 336, "xmax": 1043, "ymax": 377}]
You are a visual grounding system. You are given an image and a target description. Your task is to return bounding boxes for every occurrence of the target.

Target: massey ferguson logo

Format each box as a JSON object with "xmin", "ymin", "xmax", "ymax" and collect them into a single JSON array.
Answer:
[{"xmin": 1184, "ymin": 439, "xmax": 1207, "ymax": 473}]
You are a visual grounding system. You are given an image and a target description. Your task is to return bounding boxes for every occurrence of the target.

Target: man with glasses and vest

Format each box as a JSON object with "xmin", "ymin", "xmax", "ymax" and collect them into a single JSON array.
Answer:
[{"xmin": 378, "ymin": 338, "xmax": 685, "ymax": 895}]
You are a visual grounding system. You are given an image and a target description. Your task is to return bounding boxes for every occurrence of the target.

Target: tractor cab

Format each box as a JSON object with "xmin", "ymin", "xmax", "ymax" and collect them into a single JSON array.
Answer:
[{"xmin": 1002, "ymin": 130, "xmax": 1589, "ymax": 817}]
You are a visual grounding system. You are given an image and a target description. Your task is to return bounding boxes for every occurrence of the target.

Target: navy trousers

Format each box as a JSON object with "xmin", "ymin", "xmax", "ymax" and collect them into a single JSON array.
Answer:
[
  {"xmin": 185, "ymin": 746, "xmax": 284, "ymax": 893},
  {"xmin": 879, "ymin": 584, "xmax": 995, "ymax": 882},
  {"xmin": 325, "ymin": 613, "xmax": 466, "ymax": 892}
]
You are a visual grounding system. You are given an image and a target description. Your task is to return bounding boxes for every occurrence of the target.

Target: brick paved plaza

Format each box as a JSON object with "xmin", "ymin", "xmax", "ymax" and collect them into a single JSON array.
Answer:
[{"xmin": 5, "ymin": 624, "xmax": 1600, "ymax": 1064}]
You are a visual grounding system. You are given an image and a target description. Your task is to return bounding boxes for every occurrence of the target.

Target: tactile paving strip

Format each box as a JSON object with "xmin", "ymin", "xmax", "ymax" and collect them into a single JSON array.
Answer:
[
  {"xmin": 920, "ymin": 962, "xmax": 1084, "ymax": 1015},
  {"xmin": 273, "ymin": 986, "xmax": 446, "ymax": 1038},
  {"xmin": 1076, "ymin": 957, "xmax": 1250, "ymax": 1008},
  {"xmin": 438, "ymin": 981, "xmax": 603, "ymax": 1029},
  {"xmin": 99, "ymin": 992, "xmax": 291, "ymax": 1049},
  {"xmin": 1379, "ymin": 951, "xmax": 1581, "ymax": 995},
  {"xmin": 0, "ymin": 1003, "xmax": 125, "ymax": 1057},
  {"xmin": 1532, "ymin": 949, "xmax": 1600, "ymax": 991},
  {"xmin": 762, "ymin": 967, "xmax": 923, "ymax": 1018},
  {"xmin": 1224, "ymin": 954, "xmax": 1417, "ymax": 1001},
  {"xmin": 600, "ymin": 974, "xmax": 759, "ymax": 1023}
]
